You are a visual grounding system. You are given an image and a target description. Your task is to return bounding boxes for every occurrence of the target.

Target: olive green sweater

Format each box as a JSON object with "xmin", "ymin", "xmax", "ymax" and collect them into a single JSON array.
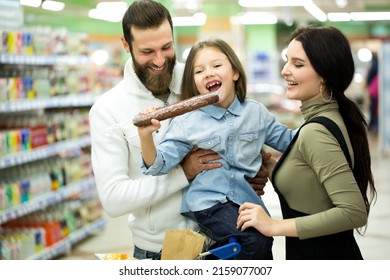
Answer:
[{"xmin": 274, "ymin": 98, "xmax": 368, "ymax": 239}]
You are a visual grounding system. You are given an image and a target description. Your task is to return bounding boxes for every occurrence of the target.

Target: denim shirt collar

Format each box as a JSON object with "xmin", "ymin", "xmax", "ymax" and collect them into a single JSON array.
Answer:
[{"xmin": 199, "ymin": 95, "xmax": 242, "ymax": 119}]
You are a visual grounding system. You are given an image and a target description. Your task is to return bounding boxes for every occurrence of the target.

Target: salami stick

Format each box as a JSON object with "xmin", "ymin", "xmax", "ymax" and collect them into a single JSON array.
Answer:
[{"xmin": 133, "ymin": 91, "xmax": 220, "ymax": 127}]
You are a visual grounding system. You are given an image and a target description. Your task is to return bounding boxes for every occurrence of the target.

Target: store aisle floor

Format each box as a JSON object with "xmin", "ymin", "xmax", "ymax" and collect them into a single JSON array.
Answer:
[
  {"xmin": 57, "ymin": 134, "xmax": 390, "ymax": 260},
  {"xmin": 56, "ymin": 213, "xmax": 133, "ymax": 260}
]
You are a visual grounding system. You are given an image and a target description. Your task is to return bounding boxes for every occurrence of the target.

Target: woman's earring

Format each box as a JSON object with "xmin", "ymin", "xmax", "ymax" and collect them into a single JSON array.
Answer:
[{"xmin": 320, "ymin": 82, "xmax": 332, "ymax": 102}]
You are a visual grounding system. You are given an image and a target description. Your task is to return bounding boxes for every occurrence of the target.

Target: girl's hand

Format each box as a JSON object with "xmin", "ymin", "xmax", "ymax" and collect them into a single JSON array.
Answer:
[
  {"xmin": 140, "ymin": 106, "xmax": 162, "ymax": 115},
  {"xmin": 237, "ymin": 202, "xmax": 274, "ymax": 237},
  {"xmin": 137, "ymin": 106, "xmax": 162, "ymax": 136},
  {"xmin": 137, "ymin": 119, "xmax": 161, "ymax": 137}
]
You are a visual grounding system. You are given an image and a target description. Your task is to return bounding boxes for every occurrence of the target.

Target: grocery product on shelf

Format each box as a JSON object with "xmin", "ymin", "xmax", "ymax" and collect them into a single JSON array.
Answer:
[{"xmin": 0, "ymin": 26, "xmax": 110, "ymax": 260}]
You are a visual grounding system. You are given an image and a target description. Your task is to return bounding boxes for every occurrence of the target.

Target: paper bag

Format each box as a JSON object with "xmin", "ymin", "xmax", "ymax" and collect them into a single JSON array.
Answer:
[{"xmin": 161, "ymin": 229, "xmax": 206, "ymax": 260}]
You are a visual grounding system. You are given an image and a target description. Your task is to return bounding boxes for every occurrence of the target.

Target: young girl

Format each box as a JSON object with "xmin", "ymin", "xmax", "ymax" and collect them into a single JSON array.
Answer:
[{"xmin": 137, "ymin": 38, "xmax": 295, "ymax": 259}]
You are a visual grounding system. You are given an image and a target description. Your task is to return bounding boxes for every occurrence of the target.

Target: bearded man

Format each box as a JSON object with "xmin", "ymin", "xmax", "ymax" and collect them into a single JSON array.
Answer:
[{"xmin": 89, "ymin": 0, "xmax": 268, "ymax": 260}]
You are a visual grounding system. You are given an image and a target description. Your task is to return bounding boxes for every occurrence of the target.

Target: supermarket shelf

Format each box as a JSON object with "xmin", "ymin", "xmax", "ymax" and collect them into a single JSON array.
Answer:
[
  {"xmin": 0, "ymin": 176, "xmax": 96, "ymax": 225},
  {"xmin": 0, "ymin": 94, "xmax": 97, "ymax": 113},
  {"xmin": 27, "ymin": 218, "xmax": 106, "ymax": 260},
  {"xmin": 0, "ymin": 53, "xmax": 90, "ymax": 66},
  {"xmin": 0, "ymin": 135, "xmax": 91, "ymax": 169}
]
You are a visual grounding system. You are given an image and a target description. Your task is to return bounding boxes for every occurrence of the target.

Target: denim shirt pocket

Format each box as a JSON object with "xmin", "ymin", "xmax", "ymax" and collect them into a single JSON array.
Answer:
[
  {"xmin": 238, "ymin": 131, "xmax": 262, "ymax": 158},
  {"xmin": 197, "ymin": 136, "xmax": 222, "ymax": 152}
]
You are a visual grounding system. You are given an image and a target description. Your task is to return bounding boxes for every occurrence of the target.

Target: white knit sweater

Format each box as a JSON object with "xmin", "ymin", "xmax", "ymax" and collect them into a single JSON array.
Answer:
[{"xmin": 89, "ymin": 58, "xmax": 197, "ymax": 253}]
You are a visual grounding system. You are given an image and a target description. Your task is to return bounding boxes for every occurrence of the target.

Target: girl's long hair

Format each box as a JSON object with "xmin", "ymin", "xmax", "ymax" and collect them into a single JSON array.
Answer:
[{"xmin": 180, "ymin": 38, "xmax": 247, "ymax": 102}]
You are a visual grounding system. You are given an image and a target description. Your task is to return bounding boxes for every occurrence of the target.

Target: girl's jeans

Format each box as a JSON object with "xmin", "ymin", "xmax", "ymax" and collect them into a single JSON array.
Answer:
[{"xmin": 193, "ymin": 200, "xmax": 273, "ymax": 260}]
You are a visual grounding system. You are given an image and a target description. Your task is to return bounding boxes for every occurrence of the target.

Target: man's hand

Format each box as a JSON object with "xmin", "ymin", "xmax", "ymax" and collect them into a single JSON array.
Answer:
[
  {"xmin": 180, "ymin": 148, "xmax": 222, "ymax": 181},
  {"xmin": 246, "ymin": 165, "xmax": 269, "ymax": 195},
  {"xmin": 246, "ymin": 149, "xmax": 272, "ymax": 195}
]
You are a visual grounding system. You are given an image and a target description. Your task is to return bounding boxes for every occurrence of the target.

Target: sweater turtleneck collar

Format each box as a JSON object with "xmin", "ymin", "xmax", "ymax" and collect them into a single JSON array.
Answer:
[{"xmin": 300, "ymin": 98, "xmax": 339, "ymax": 122}]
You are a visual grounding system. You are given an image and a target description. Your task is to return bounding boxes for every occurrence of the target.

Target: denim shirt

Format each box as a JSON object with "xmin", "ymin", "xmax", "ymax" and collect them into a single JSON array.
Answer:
[{"xmin": 141, "ymin": 96, "xmax": 294, "ymax": 215}]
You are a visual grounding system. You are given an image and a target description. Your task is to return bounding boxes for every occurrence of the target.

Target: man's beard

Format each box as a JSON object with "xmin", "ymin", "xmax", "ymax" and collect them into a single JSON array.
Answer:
[{"xmin": 132, "ymin": 54, "xmax": 176, "ymax": 96}]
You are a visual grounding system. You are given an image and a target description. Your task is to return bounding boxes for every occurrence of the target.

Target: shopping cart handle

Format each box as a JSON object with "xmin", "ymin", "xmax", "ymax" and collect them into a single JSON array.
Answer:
[{"xmin": 208, "ymin": 236, "xmax": 241, "ymax": 260}]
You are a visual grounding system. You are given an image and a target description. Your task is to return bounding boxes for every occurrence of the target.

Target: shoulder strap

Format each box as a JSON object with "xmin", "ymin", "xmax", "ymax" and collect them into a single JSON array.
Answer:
[
  {"xmin": 271, "ymin": 116, "xmax": 352, "ymax": 186},
  {"xmin": 308, "ymin": 116, "xmax": 352, "ymax": 169}
]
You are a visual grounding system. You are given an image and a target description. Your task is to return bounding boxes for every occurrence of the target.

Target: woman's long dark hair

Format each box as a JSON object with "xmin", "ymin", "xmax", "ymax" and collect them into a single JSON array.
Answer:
[{"xmin": 290, "ymin": 25, "xmax": 377, "ymax": 233}]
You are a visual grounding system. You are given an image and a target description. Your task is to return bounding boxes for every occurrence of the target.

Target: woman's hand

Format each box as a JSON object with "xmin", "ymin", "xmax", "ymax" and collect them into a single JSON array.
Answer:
[
  {"xmin": 237, "ymin": 202, "xmax": 274, "ymax": 237},
  {"xmin": 238, "ymin": 202, "xmax": 298, "ymax": 238}
]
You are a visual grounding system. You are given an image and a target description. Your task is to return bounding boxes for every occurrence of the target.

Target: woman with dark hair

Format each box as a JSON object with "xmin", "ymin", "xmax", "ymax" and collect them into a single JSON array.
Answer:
[{"xmin": 237, "ymin": 25, "xmax": 377, "ymax": 260}]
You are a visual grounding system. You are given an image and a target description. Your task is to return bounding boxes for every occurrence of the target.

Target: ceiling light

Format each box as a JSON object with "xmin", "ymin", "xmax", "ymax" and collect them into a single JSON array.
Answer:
[
  {"xmin": 184, "ymin": 2, "xmax": 199, "ymax": 11},
  {"xmin": 327, "ymin": 12, "xmax": 351, "ymax": 21},
  {"xmin": 357, "ymin": 48, "xmax": 373, "ymax": 62},
  {"xmin": 89, "ymin": 2, "xmax": 127, "ymax": 22},
  {"xmin": 42, "ymin": 1, "xmax": 64, "ymax": 12},
  {"xmin": 354, "ymin": 73, "xmax": 363, "ymax": 84},
  {"xmin": 234, "ymin": 12, "xmax": 278, "ymax": 25},
  {"xmin": 20, "ymin": 0, "xmax": 42, "ymax": 8},
  {"xmin": 96, "ymin": 1, "xmax": 127, "ymax": 11},
  {"xmin": 238, "ymin": 0, "xmax": 327, "ymax": 22},
  {"xmin": 351, "ymin": 12, "xmax": 390, "ymax": 21},
  {"xmin": 238, "ymin": 0, "xmax": 306, "ymax": 7},
  {"xmin": 327, "ymin": 12, "xmax": 390, "ymax": 22},
  {"xmin": 89, "ymin": 8, "xmax": 123, "ymax": 22},
  {"xmin": 91, "ymin": 49, "xmax": 109, "ymax": 65},
  {"xmin": 173, "ymin": 13, "xmax": 206, "ymax": 27},
  {"xmin": 335, "ymin": 0, "xmax": 348, "ymax": 8},
  {"xmin": 303, "ymin": 1, "xmax": 327, "ymax": 22}
]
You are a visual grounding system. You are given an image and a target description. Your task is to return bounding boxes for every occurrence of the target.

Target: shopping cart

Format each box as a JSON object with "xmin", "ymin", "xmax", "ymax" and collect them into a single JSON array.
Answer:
[
  {"xmin": 197, "ymin": 236, "xmax": 241, "ymax": 260},
  {"xmin": 96, "ymin": 229, "xmax": 242, "ymax": 260}
]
